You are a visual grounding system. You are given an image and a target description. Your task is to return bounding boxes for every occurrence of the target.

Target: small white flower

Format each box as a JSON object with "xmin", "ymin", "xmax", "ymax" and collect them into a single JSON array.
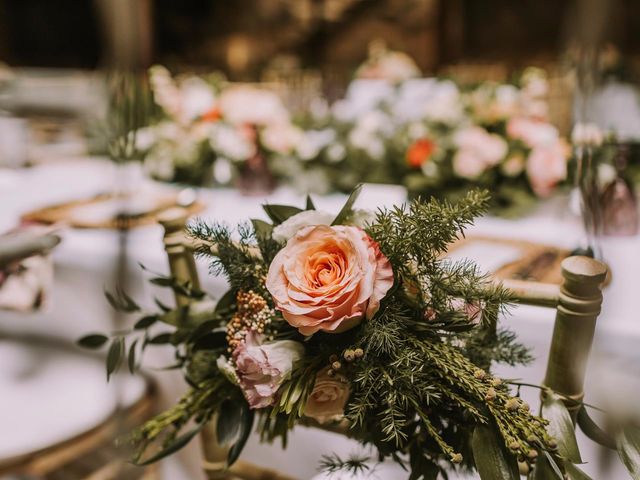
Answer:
[
  {"xmin": 209, "ymin": 124, "xmax": 255, "ymax": 161},
  {"xmin": 597, "ymin": 163, "xmax": 617, "ymax": 187},
  {"xmin": 295, "ymin": 129, "xmax": 336, "ymax": 161},
  {"xmin": 422, "ymin": 160, "xmax": 439, "ymax": 177},
  {"xmin": 272, "ymin": 210, "xmax": 334, "ymax": 243},
  {"xmin": 326, "ymin": 143, "xmax": 346, "ymax": 163},
  {"xmin": 135, "ymin": 126, "xmax": 156, "ymax": 151},
  {"xmin": 347, "ymin": 209, "xmax": 376, "ymax": 228},
  {"xmin": 262, "ymin": 122, "xmax": 303, "ymax": 154},
  {"xmin": 179, "ymin": 77, "xmax": 217, "ymax": 123},
  {"xmin": 408, "ymin": 122, "xmax": 428, "ymax": 140},
  {"xmin": 572, "ymin": 122, "xmax": 604, "ymax": 147}
]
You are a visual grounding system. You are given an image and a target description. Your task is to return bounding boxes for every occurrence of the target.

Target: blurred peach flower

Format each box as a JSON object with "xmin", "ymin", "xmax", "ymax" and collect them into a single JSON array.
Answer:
[{"xmin": 304, "ymin": 368, "xmax": 350, "ymax": 423}]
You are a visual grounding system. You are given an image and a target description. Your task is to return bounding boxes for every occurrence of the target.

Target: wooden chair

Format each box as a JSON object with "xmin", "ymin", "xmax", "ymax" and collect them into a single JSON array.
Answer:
[{"xmin": 159, "ymin": 208, "xmax": 608, "ymax": 480}]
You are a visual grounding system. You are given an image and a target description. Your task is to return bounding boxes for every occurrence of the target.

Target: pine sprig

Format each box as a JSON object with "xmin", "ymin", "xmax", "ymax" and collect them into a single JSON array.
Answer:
[{"xmin": 318, "ymin": 452, "xmax": 373, "ymax": 477}]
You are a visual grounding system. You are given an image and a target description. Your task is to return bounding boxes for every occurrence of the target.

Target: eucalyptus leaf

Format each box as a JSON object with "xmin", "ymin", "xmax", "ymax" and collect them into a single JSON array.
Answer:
[
  {"xmin": 541, "ymin": 391, "xmax": 583, "ymax": 463},
  {"xmin": 617, "ymin": 426, "xmax": 640, "ymax": 479},
  {"xmin": 332, "ymin": 183, "xmax": 363, "ymax": 225},
  {"xmin": 251, "ymin": 219, "xmax": 273, "ymax": 239},
  {"xmin": 105, "ymin": 288, "xmax": 139, "ymax": 313},
  {"xmin": 134, "ymin": 315, "xmax": 158, "ymax": 330},
  {"xmin": 147, "ymin": 333, "xmax": 172, "ymax": 345},
  {"xmin": 77, "ymin": 334, "xmax": 109, "ymax": 349},
  {"xmin": 577, "ymin": 406, "xmax": 615, "ymax": 449},
  {"xmin": 106, "ymin": 337, "xmax": 124, "ymax": 380},
  {"xmin": 533, "ymin": 451, "xmax": 564, "ymax": 480},
  {"xmin": 216, "ymin": 399, "xmax": 244, "ymax": 446},
  {"xmin": 472, "ymin": 423, "xmax": 519, "ymax": 480},
  {"xmin": 134, "ymin": 422, "xmax": 205, "ymax": 466},
  {"xmin": 154, "ymin": 298, "xmax": 171, "ymax": 312},
  {"xmin": 564, "ymin": 461, "xmax": 594, "ymax": 480},
  {"xmin": 262, "ymin": 204, "xmax": 303, "ymax": 225},
  {"xmin": 128, "ymin": 339, "xmax": 138, "ymax": 374},
  {"xmin": 227, "ymin": 405, "xmax": 254, "ymax": 466},
  {"xmin": 149, "ymin": 277, "xmax": 174, "ymax": 287}
]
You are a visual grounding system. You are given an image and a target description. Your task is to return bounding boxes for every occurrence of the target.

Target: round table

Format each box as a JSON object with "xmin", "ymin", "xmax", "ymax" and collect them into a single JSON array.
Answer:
[{"xmin": 0, "ymin": 335, "xmax": 156, "ymax": 478}]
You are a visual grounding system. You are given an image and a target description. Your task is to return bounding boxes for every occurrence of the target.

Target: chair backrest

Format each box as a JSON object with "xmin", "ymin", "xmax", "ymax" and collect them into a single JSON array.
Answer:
[{"xmin": 158, "ymin": 208, "xmax": 608, "ymax": 479}]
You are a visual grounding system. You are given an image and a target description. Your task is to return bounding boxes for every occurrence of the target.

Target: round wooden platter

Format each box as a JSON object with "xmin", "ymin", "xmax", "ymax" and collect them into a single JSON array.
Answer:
[{"xmin": 21, "ymin": 192, "xmax": 205, "ymax": 229}]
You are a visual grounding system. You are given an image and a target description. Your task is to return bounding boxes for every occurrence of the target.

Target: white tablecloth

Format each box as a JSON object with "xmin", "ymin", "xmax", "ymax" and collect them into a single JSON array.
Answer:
[{"xmin": 1, "ymin": 158, "xmax": 637, "ymax": 479}]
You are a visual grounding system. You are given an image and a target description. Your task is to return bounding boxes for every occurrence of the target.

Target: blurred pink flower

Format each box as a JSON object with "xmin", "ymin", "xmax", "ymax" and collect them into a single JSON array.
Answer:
[
  {"xmin": 526, "ymin": 142, "xmax": 569, "ymax": 197},
  {"xmin": 507, "ymin": 117, "xmax": 558, "ymax": 148}
]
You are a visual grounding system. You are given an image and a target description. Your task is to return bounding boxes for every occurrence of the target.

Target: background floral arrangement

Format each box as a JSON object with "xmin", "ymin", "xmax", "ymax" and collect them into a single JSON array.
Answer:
[
  {"xmin": 139, "ymin": 65, "xmax": 302, "ymax": 189},
  {"xmin": 75, "ymin": 186, "xmax": 619, "ymax": 479},
  {"xmin": 292, "ymin": 68, "xmax": 570, "ymax": 216},
  {"xmin": 132, "ymin": 63, "xmax": 570, "ymax": 214}
]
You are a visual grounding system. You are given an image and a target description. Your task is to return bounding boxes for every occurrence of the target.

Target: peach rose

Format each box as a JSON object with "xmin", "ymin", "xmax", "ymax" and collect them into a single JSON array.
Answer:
[
  {"xmin": 266, "ymin": 225, "xmax": 394, "ymax": 335},
  {"xmin": 304, "ymin": 368, "xmax": 350, "ymax": 423}
]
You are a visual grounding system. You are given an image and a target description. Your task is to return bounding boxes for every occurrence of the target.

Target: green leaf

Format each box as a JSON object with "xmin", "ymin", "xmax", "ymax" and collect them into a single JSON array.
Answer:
[
  {"xmin": 564, "ymin": 461, "xmax": 594, "ymax": 480},
  {"xmin": 149, "ymin": 276, "xmax": 174, "ymax": 287},
  {"xmin": 106, "ymin": 337, "xmax": 124, "ymax": 380},
  {"xmin": 147, "ymin": 333, "xmax": 172, "ymax": 345},
  {"xmin": 192, "ymin": 331, "xmax": 227, "ymax": 351},
  {"xmin": 77, "ymin": 334, "xmax": 109, "ymax": 349},
  {"xmin": 187, "ymin": 320, "xmax": 219, "ymax": 342},
  {"xmin": 541, "ymin": 391, "xmax": 583, "ymax": 464},
  {"xmin": 134, "ymin": 315, "xmax": 158, "ymax": 330},
  {"xmin": 617, "ymin": 426, "xmax": 640, "ymax": 479},
  {"xmin": 105, "ymin": 287, "xmax": 139, "ymax": 313},
  {"xmin": 251, "ymin": 219, "xmax": 273, "ymax": 239},
  {"xmin": 534, "ymin": 451, "xmax": 564, "ymax": 480},
  {"xmin": 262, "ymin": 204, "xmax": 302, "ymax": 225},
  {"xmin": 227, "ymin": 405, "xmax": 254, "ymax": 466},
  {"xmin": 216, "ymin": 399, "xmax": 245, "ymax": 446},
  {"xmin": 134, "ymin": 422, "xmax": 206, "ymax": 466},
  {"xmin": 149, "ymin": 277, "xmax": 205, "ymax": 299},
  {"xmin": 128, "ymin": 339, "xmax": 138, "ymax": 374},
  {"xmin": 577, "ymin": 406, "xmax": 615, "ymax": 449},
  {"xmin": 305, "ymin": 194, "xmax": 315, "ymax": 210},
  {"xmin": 154, "ymin": 297, "xmax": 171, "ymax": 312},
  {"xmin": 214, "ymin": 289, "xmax": 236, "ymax": 316},
  {"xmin": 332, "ymin": 183, "xmax": 363, "ymax": 225},
  {"xmin": 472, "ymin": 423, "xmax": 519, "ymax": 480}
]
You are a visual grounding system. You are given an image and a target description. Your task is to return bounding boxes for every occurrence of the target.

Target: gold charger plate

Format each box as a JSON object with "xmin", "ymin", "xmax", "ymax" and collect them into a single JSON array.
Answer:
[{"xmin": 21, "ymin": 193, "xmax": 205, "ymax": 229}]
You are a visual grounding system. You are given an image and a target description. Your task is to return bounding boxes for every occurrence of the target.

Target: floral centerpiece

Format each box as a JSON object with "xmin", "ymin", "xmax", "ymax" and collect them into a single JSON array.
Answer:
[
  {"xmin": 140, "ymin": 66, "xmax": 302, "ymax": 192},
  {"xmin": 137, "ymin": 65, "xmax": 221, "ymax": 185},
  {"xmin": 78, "ymin": 186, "xmax": 606, "ymax": 479},
  {"xmin": 293, "ymin": 69, "xmax": 570, "ymax": 216}
]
